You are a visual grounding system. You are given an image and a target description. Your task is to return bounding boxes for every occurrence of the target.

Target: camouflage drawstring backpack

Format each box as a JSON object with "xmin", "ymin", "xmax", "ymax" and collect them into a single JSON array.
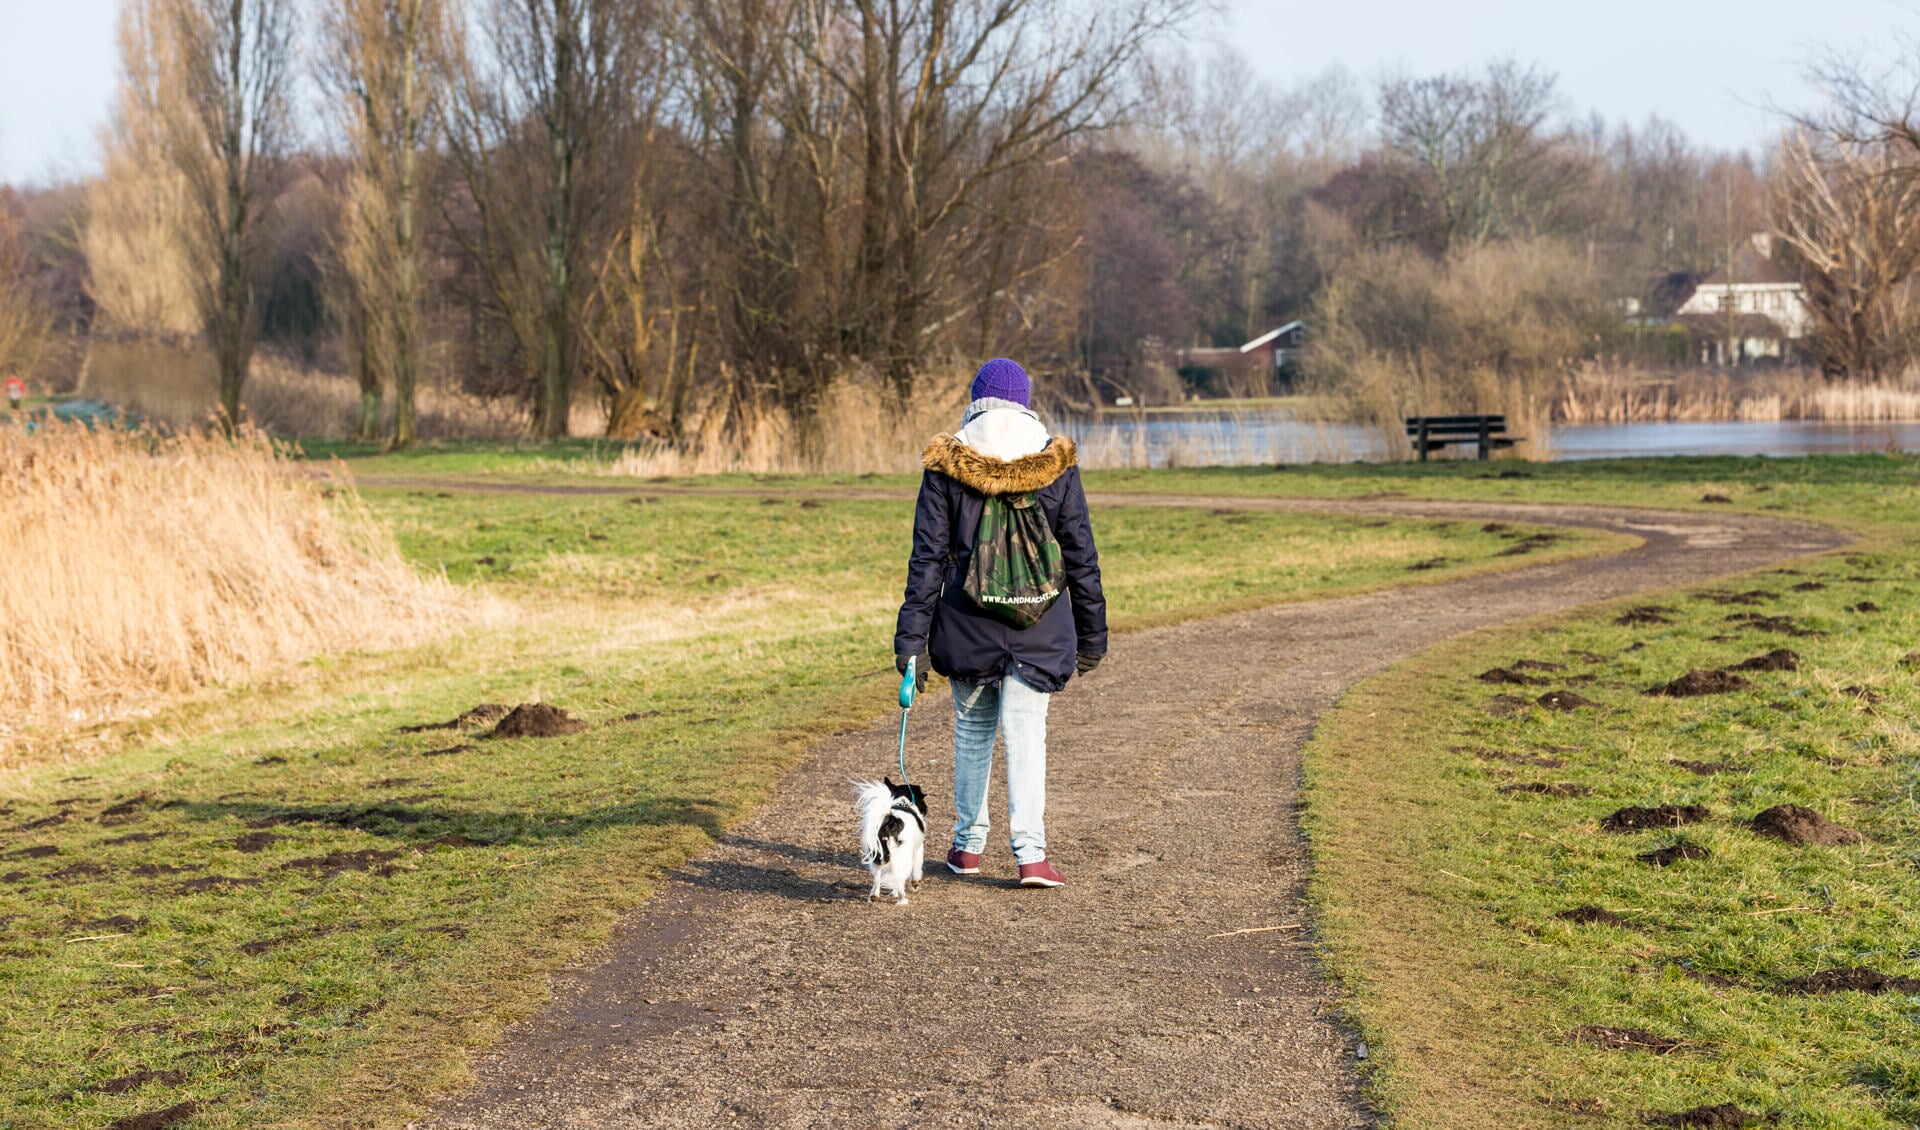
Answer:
[{"xmin": 963, "ymin": 491, "xmax": 1066, "ymax": 628}]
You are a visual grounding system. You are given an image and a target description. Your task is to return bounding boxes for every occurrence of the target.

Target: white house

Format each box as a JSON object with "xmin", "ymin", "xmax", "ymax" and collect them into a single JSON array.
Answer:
[{"xmin": 1674, "ymin": 233, "xmax": 1811, "ymax": 364}]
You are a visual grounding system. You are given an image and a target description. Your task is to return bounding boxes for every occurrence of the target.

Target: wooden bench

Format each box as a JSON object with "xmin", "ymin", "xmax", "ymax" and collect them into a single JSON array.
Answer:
[{"xmin": 1404, "ymin": 415, "xmax": 1522, "ymax": 462}]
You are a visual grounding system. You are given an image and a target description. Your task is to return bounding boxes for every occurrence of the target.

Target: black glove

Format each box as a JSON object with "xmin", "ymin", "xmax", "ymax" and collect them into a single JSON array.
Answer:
[
  {"xmin": 897, "ymin": 652, "xmax": 928, "ymax": 693},
  {"xmin": 1076, "ymin": 653, "xmax": 1102, "ymax": 675}
]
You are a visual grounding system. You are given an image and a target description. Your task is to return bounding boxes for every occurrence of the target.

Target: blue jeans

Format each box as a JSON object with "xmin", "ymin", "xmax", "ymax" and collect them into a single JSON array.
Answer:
[{"xmin": 950, "ymin": 672, "xmax": 1051, "ymax": 865}]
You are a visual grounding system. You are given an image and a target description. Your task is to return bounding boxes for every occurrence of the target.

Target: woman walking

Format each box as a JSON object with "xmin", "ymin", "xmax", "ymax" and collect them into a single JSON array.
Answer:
[{"xmin": 894, "ymin": 358, "xmax": 1107, "ymax": 888}]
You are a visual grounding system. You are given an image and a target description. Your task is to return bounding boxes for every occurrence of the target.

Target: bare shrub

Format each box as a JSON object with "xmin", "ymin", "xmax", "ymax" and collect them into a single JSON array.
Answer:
[
  {"xmin": 1306, "ymin": 239, "xmax": 1615, "ymax": 456},
  {"xmin": 0, "ymin": 423, "xmax": 467, "ymax": 739}
]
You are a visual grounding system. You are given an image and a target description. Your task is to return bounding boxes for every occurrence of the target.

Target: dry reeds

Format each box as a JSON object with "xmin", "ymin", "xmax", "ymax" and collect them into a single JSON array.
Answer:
[
  {"xmin": 578, "ymin": 370, "xmax": 972, "ymax": 476},
  {"xmin": 0, "ymin": 421, "xmax": 464, "ymax": 736},
  {"xmin": 1556, "ymin": 363, "xmax": 1920, "ymax": 424}
]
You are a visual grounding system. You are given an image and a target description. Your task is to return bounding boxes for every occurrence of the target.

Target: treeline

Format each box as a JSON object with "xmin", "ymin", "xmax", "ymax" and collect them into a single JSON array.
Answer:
[
  {"xmin": 35, "ymin": 0, "xmax": 1197, "ymax": 446},
  {"xmin": 3, "ymin": 2, "xmax": 1917, "ymax": 446}
]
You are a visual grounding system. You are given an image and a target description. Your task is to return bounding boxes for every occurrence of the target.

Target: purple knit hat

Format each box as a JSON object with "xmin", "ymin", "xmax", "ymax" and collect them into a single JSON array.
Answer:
[{"xmin": 969, "ymin": 358, "xmax": 1030, "ymax": 408}]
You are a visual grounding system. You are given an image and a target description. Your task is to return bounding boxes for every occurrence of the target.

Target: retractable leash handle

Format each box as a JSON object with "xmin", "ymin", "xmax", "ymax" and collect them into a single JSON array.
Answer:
[
  {"xmin": 898, "ymin": 655, "xmax": 918, "ymax": 710},
  {"xmin": 895, "ymin": 656, "xmax": 917, "ymax": 785}
]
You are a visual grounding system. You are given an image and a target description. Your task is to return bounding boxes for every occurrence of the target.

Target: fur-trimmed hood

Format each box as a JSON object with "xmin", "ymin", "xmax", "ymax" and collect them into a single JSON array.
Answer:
[{"xmin": 922, "ymin": 433, "xmax": 1079, "ymax": 495}]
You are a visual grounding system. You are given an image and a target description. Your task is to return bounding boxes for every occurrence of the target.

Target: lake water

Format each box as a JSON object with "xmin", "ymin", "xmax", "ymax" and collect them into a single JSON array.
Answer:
[{"xmin": 1063, "ymin": 412, "xmax": 1920, "ymax": 467}]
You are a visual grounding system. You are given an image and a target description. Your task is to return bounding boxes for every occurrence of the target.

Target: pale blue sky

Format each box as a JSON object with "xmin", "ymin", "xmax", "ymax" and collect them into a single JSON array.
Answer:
[{"xmin": 0, "ymin": 0, "xmax": 1907, "ymax": 184}]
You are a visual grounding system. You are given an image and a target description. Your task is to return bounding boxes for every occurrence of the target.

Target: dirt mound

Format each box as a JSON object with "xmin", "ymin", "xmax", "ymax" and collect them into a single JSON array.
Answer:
[
  {"xmin": 95, "ymin": 1068, "xmax": 187, "ymax": 1094},
  {"xmin": 1694, "ymin": 589, "xmax": 1774, "ymax": 606},
  {"xmin": 1645, "ymin": 1103, "xmax": 1764, "ymax": 1128},
  {"xmin": 107, "ymin": 1101, "xmax": 201, "ymax": 1130},
  {"xmin": 1557, "ymin": 906, "xmax": 1634, "ymax": 928},
  {"xmin": 1407, "ymin": 557, "xmax": 1450, "ymax": 571},
  {"xmin": 1485, "ymin": 694, "xmax": 1533, "ymax": 716},
  {"xmin": 1501, "ymin": 782, "xmax": 1593, "ymax": 797},
  {"xmin": 1616, "ymin": 606, "xmax": 1676, "ymax": 626},
  {"xmin": 4, "ymin": 845, "xmax": 57, "ymax": 860},
  {"xmin": 47, "ymin": 862, "xmax": 109, "ymax": 882},
  {"xmin": 1650, "ymin": 669, "xmax": 1753, "ymax": 697},
  {"xmin": 1638, "ymin": 842, "xmax": 1710, "ymax": 867},
  {"xmin": 1498, "ymin": 533, "xmax": 1563, "ymax": 556},
  {"xmin": 1849, "ymin": 601, "xmax": 1880, "ymax": 613},
  {"xmin": 97, "ymin": 794, "xmax": 151, "ymax": 825},
  {"xmin": 233, "ymin": 831, "xmax": 283, "ymax": 853},
  {"xmin": 1785, "ymin": 967, "xmax": 1920, "ymax": 994},
  {"xmin": 490, "ymin": 703, "xmax": 590, "ymax": 738},
  {"xmin": 1725, "ymin": 612, "xmax": 1820, "ymax": 636},
  {"xmin": 1538, "ymin": 691, "xmax": 1594, "ymax": 711},
  {"xmin": 1670, "ymin": 760, "xmax": 1746, "ymax": 776},
  {"xmin": 279, "ymin": 849, "xmax": 400, "ymax": 878},
  {"xmin": 1571, "ymin": 1025, "xmax": 1684, "ymax": 1053},
  {"xmin": 1748, "ymin": 804, "xmax": 1863, "ymax": 846},
  {"xmin": 1728, "ymin": 649, "xmax": 1798, "ymax": 672},
  {"xmin": 400, "ymin": 703, "xmax": 512, "ymax": 733},
  {"xmin": 1514, "ymin": 659, "xmax": 1566, "ymax": 671},
  {"xmin": 1603, "ymin": 804, "xmax": 1710, "ymax": 832},
  {"xmin": 422, "ymin": 743, "xmax": 472, "ymax": 757},
  {"xmin": 1790, "ymin": 580, "xmax": 1827, "ymax": 592},
  {"xmin": 1478, "ymin": 667, "xmax": 1550, "ymax": 686}
]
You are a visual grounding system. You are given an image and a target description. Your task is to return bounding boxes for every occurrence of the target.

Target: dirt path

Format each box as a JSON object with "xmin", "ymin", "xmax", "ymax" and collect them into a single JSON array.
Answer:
[{"xmin": 422, "ymin": 496, "xmax": 1845, "ymax": 1130}]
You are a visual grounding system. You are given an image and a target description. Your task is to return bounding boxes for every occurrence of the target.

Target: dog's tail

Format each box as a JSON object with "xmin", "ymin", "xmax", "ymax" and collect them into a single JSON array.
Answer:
[{"xmin": 852, "ymin": 779, "xmax": 894, "ymax": 865}]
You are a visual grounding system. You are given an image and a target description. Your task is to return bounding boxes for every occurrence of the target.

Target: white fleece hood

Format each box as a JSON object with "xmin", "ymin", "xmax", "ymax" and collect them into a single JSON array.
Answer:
[{"xmin": 955, "ymin": 397, "xmax": 1050, "ymax": 461}]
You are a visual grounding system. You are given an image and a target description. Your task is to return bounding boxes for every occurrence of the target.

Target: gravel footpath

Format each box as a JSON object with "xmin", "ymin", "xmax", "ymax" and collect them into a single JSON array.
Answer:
[{"xmin": 420, "ymin": 496, "xmax": 1844, "ymax": 1130}]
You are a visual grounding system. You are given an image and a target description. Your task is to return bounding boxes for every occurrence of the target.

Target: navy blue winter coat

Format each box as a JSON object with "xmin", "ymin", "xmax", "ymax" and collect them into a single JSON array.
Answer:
[{"xmin": 893, "ymin": 433, "xmax": 1107, "ymax": 692}]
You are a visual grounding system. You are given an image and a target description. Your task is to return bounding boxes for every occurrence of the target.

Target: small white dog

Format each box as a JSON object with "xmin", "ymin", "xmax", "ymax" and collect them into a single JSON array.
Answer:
[{"xmin": 854, "ymin": 777, "xmax": 928, "ymax": 905}]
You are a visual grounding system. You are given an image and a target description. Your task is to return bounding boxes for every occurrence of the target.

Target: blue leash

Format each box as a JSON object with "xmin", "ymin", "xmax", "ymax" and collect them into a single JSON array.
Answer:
[{"xmin": 896, "ymin": 656, "xmax": 917, "ymax": 785}]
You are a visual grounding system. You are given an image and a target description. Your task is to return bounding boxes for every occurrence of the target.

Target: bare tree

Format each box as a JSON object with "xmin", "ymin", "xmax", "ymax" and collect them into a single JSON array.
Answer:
[
  {"xmin": 321, "ymin": 0, "xmax": 447, "ymax": 445},
  {"xmin": 442, "ymin": 0, "xmax": 646, "ymax": 438},
  {"xmin": 1773, "ymin": 129, "xmax": 1920, "ymax": 379},
  {"xmin": 688, "ymin": 0, "xmax": 1196, "ymax": 404},
  {"xmin": 1377, "ymin": 60, "xmax": 1585, "ymax": 254},
  {"xmin": 160, "ymin": 0, "xmax": 298, "ymax": 428},
  {"xmin": 86, "ymin": 0, "xmax": 208, "ymax": 340},
  {"xmin": 0, "ymin": 196, "xmax": 52, "ymax": 377}
]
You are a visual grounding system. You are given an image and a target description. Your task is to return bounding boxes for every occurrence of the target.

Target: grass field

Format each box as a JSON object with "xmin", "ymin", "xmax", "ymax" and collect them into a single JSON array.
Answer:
[
  {"xmin": 1256, "ymin": 456, "xmax": 1920, "ymax": 1129},
  {"xmin": 294, "ymin": 448, "xmax": 1920, "ymax": 1130},
  {"xmin": 0, "ymin": 476, "xmax": 1602, "ymax": 1129}
]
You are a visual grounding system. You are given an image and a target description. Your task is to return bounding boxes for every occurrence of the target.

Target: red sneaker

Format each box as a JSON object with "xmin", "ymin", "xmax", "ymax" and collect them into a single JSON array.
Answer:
[
  {"xmin": 1018, "ymin": 859, "xmax": 1066, "ymax": 888},
  {"xmin": 946, "ymin": 846, "xmax": 982, "ymax": 875}
]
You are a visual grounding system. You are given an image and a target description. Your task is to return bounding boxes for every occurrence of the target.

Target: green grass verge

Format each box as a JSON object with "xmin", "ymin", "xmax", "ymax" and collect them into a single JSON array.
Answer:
[
  {"xmin": 1291, "ymin": 456, "xmax": 1920, "ymax": 1129},
  {"xmin": 0, "ymin": 480, "xmax": 1605, "ymax": 1128}
]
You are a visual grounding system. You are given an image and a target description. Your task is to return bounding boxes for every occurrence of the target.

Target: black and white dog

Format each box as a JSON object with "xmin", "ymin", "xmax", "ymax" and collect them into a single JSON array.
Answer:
[{"xmin": 854, "ymin": 777, "xmax": 928, "ymax": 905}]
